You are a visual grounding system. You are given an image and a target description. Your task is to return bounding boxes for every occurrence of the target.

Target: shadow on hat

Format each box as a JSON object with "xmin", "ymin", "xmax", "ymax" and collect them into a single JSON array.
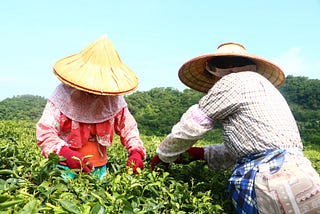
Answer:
[{"xmin": 178, "ymin": 42, "xmax": 285, "ymax": 93}]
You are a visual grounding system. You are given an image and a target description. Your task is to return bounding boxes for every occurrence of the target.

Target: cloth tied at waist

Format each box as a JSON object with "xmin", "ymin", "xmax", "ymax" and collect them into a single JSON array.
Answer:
[{"xmin": 228, "ymin": 148, "xmax": 296, "ymax": 214}]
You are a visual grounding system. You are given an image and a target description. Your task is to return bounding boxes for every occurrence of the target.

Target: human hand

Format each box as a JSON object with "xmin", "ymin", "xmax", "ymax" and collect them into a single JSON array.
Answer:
[
  {"xmin": 59, "ymin": 146, "xmax": 94, "ymax": 173},
  {"xmin": 126, "ymin": 150, "xmax": 144, "ymax": 174},
  {"xmin": 174, "ymin": 147, "xmax": 204, "ymax": 164},
  {"xmin": 151, "ymin": 155, "xmax": 169, "ymax": 170}
]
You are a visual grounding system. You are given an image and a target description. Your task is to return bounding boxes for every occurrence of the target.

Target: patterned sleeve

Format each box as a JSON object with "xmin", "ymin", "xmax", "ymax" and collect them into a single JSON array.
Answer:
[
  {"xmin": 36, "ymin": 101, "xmax": 67, "ymax": 157},
  {"xmin": 157, "ymin": 104, "xmax": 214, "ymax": 162},
  {"xmin": 114, "ymin": 107, "xmax": 146, "ymax": 159},
  {"xmin": 199, "ymin": 74, "xmax": 241, "ymax": 119},
  {"xmin": 203, "ymin": 144, "xmax": 236, "ymax": 170}
]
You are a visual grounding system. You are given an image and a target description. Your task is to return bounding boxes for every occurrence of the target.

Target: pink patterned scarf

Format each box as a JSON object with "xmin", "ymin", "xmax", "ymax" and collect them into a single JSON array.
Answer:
[
  {"xmin": 49, "ymin": 84, "xmax": 127, "ymax": 148},
  {"xmin": 49, "ymin": 84, "xmax": 127, "ymax": 123}
]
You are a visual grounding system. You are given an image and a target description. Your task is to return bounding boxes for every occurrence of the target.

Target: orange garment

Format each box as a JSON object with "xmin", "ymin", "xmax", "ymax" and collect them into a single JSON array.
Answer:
[
  {"xmin": 75, "ymin": 127, "xmax": 108, "ymax": 167},
  {"xmin": 76, "ymin": 141, "xmax": 107, "ymax": 167},
  {"xmin": 36, "ymin": 101, "xmax": 146, "ymax": 162}
]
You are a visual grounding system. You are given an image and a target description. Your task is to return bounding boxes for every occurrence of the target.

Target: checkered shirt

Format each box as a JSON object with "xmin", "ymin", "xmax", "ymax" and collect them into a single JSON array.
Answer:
[{"xmin": 199, "ymin": 71, "xmax": 302, "ymax": 157}]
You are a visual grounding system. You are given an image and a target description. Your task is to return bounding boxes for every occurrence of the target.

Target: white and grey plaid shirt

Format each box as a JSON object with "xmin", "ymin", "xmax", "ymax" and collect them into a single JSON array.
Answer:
[{"xmin": 157, "ymin": 71, "xmax": 302, "ymax": 169}]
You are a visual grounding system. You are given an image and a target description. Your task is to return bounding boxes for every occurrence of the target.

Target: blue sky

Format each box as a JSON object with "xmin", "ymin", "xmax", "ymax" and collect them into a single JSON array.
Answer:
[{"xmin": 0, "ymin": 0, "xmax": 319, "ymax": 101}]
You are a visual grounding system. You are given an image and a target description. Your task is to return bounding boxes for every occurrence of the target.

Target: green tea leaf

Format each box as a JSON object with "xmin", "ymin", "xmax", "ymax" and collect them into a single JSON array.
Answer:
[
  {"xmin": 56, "ymin": 199, "xmax": 81, "ymax": 214},
  {"xmin": 17, "ymin": 199, "xmax": 37, "ymax": 214},
  {"xmin": 0, "ymin": 199, "xmax": 25, "ymax": 209},
  {"xmin": 90, "ymin": 203, "xmax": 106, "ymax": 214}
]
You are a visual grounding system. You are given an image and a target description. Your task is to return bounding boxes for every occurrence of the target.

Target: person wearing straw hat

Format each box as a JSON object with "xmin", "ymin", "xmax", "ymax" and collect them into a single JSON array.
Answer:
[
  {"xmin": 151, "ymin": 42, "xmax": 320, "ymax": 213},
  {"xmin": 36, "ymin": 35, "xmax": 146, "ymax": 179}
]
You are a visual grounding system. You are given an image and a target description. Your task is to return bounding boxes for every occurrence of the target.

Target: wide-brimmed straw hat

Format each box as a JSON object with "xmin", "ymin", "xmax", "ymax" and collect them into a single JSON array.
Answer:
[
  {"xmin": 178, "ymin": 42, "xmax": 285, "ymax": 93},
  {"xmin": 53, "ymin": 35, "xmax": 138, "ymax": 95}
]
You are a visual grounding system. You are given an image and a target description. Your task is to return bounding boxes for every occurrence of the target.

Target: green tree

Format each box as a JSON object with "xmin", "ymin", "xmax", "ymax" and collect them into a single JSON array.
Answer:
[
  {"xmin": 0, "ymin": 95, "xmax": 46, "ymax": 123},
  {"xmin": 1, "ymin": 75, "xmax": 319, "ymax": 144}
]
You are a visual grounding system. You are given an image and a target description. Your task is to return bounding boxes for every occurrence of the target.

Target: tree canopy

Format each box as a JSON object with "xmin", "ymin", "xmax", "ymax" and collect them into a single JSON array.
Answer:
[
  {"xmin": 0, "ymin": 76, "xmax": 319, "ymax": 144},
  {"xmin": 0, "ymin": 95, "xmax": 46, "ymax": 123},
  {"xmin": 125, "ymin": 87, "xmax": 203, "ymax": 136}
]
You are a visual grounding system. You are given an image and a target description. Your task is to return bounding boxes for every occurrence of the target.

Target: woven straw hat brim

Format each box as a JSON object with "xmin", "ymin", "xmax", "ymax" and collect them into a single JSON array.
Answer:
[
  {"xmin": 178, "ymin": 51, "xmax": 285, "ymax": 93},
  {"xmin": 53, "ymin": 36, "xmax": 138, "ymax": 96}
]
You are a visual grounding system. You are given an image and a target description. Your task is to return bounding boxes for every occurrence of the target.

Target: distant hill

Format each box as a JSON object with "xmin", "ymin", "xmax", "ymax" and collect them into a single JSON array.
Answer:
[
  {"xmin": 278, "ymin": 76, "xmax": 320, "ymax": 143},
  {"xmin": 0, "ymin": 76, "xmax": 319, "ymax": 143},
  {"xmin": 0, "ymin": 95, "xmax": 47, "ymax": 123}
]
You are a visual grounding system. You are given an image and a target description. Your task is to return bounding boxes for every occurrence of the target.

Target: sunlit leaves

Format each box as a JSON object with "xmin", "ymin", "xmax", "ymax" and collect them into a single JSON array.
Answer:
[
  {"xmin": 0, "ymin": 120, "xmax": 319, "ymax": 213},
  {"xmin": 0, "ymin": 120, "xmax": 235, "ymax": 213}
]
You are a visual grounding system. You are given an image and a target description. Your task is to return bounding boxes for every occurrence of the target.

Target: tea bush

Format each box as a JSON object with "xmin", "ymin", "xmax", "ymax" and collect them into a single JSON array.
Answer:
[{"xmin": 0, "ymin": 120, "xmax": 319, "ymax": 213}]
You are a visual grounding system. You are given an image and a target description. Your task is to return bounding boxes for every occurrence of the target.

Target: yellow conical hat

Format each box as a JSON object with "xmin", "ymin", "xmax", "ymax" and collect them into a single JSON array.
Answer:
[{"xmin": 53, "ymin": 35, "xmax": 138, "ymax": 95}]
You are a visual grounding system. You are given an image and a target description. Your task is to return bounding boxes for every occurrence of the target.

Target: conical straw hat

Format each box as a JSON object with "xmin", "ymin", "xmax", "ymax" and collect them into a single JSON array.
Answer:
[
  {"xmin": 53, "ymin": 35, "xmax": 138, "ymax": 95},
  {"xmin": 178, "ymin": 42, "xmax": 285, "ymax": 93}
]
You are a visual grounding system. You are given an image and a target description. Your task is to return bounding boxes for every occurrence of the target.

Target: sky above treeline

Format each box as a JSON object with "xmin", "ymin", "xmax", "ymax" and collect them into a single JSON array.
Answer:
[{"xmin": 0, "ymin": 0, "xmax": 319, "ymax": 101}]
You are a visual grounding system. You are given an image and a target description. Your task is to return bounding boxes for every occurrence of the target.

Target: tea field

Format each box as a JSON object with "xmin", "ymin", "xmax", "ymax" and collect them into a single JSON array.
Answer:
[{"xmin": 0, "ymin": 120, "xmax": 319, "ymax": 213}]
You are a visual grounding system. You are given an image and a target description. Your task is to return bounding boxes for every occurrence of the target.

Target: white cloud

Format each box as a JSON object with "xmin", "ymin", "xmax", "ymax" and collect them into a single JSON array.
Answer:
[
  {"xmin": 0, "ymin": 74, "xmax": 17, "ymax": 83},
  {"xmin": 273, "ymin": 47, "xmax": 319, "ymax": 79}
]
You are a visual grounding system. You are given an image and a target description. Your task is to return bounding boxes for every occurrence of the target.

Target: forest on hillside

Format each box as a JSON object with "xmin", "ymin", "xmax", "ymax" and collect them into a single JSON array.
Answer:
[
  {"xmin": 0, "ymin": 75, "xmax": 319, "ymax": 144},
  {"xmin": 0, "ymin": 75, "xmax": 319, "ymax": 213}
]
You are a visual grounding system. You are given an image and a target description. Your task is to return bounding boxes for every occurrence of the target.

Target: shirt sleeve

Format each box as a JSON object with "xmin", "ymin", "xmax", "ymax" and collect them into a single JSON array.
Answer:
[
  {"xmin": 114, "ymin": 107, "xmax": 146, "ymax": 159},
  {"xmin": 203, "ymin": 144, "xmax": 236, "ymax": 170},
  {"xmin": 36, "ymin": 101, "xmax": 67, "ymax": 157},
  {"xmin": 157, "ymin": 104, "xmax": 214, "ymax": 162}
]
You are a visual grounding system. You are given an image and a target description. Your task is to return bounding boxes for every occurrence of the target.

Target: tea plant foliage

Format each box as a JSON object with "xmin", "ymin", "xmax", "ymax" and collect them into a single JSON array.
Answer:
[
  {"xmin": 0, "ymin": 120, "xmax": 236, "ymax": 213},
  {"xmin": 0, "ymin": 76, "xmax": 319, "ymax": 213},
  {"xmin": 1, "ymin": 120, "xmax": 319, "ymax": 213}
]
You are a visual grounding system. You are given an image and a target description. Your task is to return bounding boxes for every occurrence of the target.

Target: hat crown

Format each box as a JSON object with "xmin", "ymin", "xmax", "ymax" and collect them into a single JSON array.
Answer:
[
  {"xmin": 178, "ymin": 41, "xmax": 285, "ymax": 93},
  {"xmin": 216, "ymin": 42, "xmax": 247, "ymax": 55},
  {"xmin": 80, "ymin": 35, "xmax": 122, "ymax": 66},
  {"xmin": 53, "ymin": 35, "xmax": 138, "ymax": 95}
]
